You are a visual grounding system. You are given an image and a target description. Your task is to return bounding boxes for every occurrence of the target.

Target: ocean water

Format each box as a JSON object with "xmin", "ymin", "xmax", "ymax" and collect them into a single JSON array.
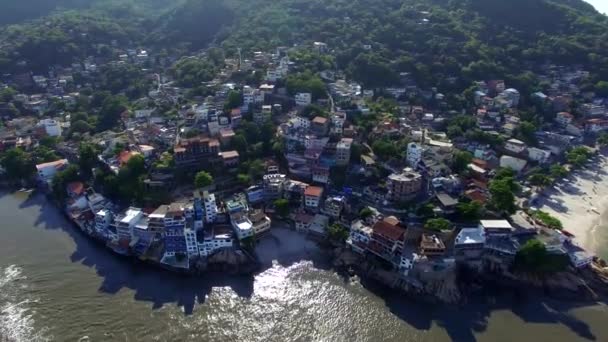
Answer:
[{"xmin": 2, "ymin": 191, "xmax": 608, "ymax": 341}]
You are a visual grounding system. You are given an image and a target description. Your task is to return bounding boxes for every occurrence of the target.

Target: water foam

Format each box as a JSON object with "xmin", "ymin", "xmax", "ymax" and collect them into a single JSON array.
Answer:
[{"xmin": 0, "ymin": 265, "xmax": 51, "ymax": 342}]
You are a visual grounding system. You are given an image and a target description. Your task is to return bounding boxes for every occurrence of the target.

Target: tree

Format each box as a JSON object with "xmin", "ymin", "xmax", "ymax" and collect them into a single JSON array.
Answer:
[
  {"xmin": 595, "ymin": 81, "xmax": 608, "ymax": 97},
  {"xmin": 194, "ymin": 171, "xmax": 213, "ymax": 188},
  {"xmin": 417, "ymin": 203, "xmax": 436, "ymax": 218},
  {"xmin": 274, "ymin": 199, "xmax": 290, "ymax": 218},
  {"xmin": 32, "ymin": 146, "xmax": 59, "ymax": 164},
  {"xmin": 597, "ymin": 132, "xmax": 608, "ymax": 147},
  {"xmin": 456, "ymin": 200, "xmax": 484, "ymax": 221},
  {"xmin": 0, "ymin": 86, "xmax": 16, "ymax": 102},
  {"xmin": 327, "ymin": 224, "xmax": 349, "ymax": 244},
  {"xmin": 372, "ymin": 139, "xmax": 398, "ymax": 161},
  {"xmin": 1, "ymin": 148, "xmax": 34, "ymax": 182},
  {"xmin": 97, "ymin": 95, "xmax": 128, "ymax": 131},
  {"xmin": 224, "ymin": 90, "xmax": 242, "ymax": 110},
  {"xmin": 514, "ymin": 239, "xmax": 568, "ymax": 274},
  {"xmin": 286, "ymin": 71, "xmax": 327, "ymax": 100},
  {"xmin": 489, "ymin": 179, "xmax": 517, "ymax": 214},
  {"xmin": 528, "ymin": 173, "xmax": 552, "ymax": 187},
  {"xmin": 236, "ymin": 173, "xmax": 251, "ymax": 186},
  {"xmin": 452, "ymin": 150, "xmax": 473, "ymax": 173},
  {"xmin": 566, "ymin": 147, "xmax": 592, "ymax": 167},
  {"xmin": 78, "ymin": 143, "xmax": 98, "ymax": 178},
  {"xmin": 516, "ymin": 121, "xmax": 538, "ymax": 145},
  {"xmin": 549, "ymin": 164, "xmax": 568, "ymax": 179},
  {"xmin": 51, "ymin": 164, "xmax": 80, "ymax": 200},
  {"xmin": 359, "ymin": 207, "xmax": 373, "ymax": 220},
  {"xmin": 425, "ymin": 218, "xmax": 452, "ymax": 232},
  {"xmin": 531, "ymin": 210, "xmax": 563, "ymax": 230}
]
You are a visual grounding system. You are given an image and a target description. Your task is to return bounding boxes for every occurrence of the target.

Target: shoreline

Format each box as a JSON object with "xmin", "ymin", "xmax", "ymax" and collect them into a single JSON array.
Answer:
[{"xmin": 535, "ymin": 153, "xmax": 608, "ymax": 256}]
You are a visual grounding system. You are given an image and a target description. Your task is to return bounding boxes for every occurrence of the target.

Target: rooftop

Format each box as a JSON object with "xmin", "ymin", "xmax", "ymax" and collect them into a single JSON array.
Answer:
[
  {"xmin": 221, "ymin": 150, "xmax": 239, "ymax": 159},
  {"xmin": 305, "ymin": 186, "xmax": 324, "ymax": 197},
  {"xmin": 420, "ymin": 234, "xmax": 446, "ymax": 251},
  {"xmin": 372, "ymin": 221, "xmax": 406, "ymax": 241},
  {"xmin": 455, "ymin": 227, "xmax": 486, "ymax": 245},
  {"xmin": 312, "ymin": 116, "xmax": 328, "ymax": 124},
  {"xmin": 36, "ymin": 159, "xmax": 68, "ymax": 170},
  {"xmin": 120, "ymin": 207, "xmax": 142, "ymax": 224},
  {"xmin": 480, "ymin": 220, "xmax": 513, "ymax": 230}
]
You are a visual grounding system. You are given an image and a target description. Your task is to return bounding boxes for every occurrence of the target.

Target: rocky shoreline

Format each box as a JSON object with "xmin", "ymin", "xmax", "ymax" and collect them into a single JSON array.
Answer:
[{"xmin": 331, "ymin": 246, "xmax": 608, "ymax": 304}]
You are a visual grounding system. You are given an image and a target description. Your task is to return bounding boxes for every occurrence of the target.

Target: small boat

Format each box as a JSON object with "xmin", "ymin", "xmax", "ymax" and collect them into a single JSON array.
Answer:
[{"xmin": 592, "ymin": 207, "xmax": 601, "ymax": 215}]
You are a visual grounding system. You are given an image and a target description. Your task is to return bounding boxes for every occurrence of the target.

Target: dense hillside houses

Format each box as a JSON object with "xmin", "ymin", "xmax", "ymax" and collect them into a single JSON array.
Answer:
[{"xmin": 1, "ymin": 0, "xmax": 608, "ymax": 289}]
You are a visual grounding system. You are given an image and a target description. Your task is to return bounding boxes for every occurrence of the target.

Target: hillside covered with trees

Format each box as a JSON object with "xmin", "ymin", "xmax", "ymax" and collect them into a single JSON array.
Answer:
[{"xmin": 1, "ymin": 0, "xmax": 607, "ymax": 89}]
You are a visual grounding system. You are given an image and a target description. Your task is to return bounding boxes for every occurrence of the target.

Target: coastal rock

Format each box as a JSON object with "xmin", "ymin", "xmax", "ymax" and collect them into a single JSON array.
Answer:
[{"xmin": 204, "ymin": 249, "xmax": 259, "ymax": 274}]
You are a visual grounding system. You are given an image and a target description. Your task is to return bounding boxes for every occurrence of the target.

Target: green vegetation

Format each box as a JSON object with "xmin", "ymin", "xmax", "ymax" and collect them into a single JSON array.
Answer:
[
  {"xmin": 327, "ymin": 224, "xmax": 349, "ymax": 244},
  {"xmin": 194, "ymin": 171, "xmax": 213, "ymax": 188},
  {"xmin": 566, "ymin": 146, "xmax": 593, "ymax": 167},
  {"xmin": 0, "ymin": 148, "xmax": 34, "ymax": 183},
  {"xmin": 359, "ymin": 207, "xmax": 373, "ymax": 220},
  {"xmin": 452, "ymin": 150, "xmax": 473, "ymax": 173},
  {"xmin": 514, "ymin": 239, "xmax": 569, "ymax": 274},
  {"xmin": 531, "ymin": 210, "xmax": 563, "ymax": 230},
  {"xmin": 171, "ymin": 57, "xmax": 219, "ymax": 87},
  {"xmin": 95, "ymin": 154, "xmax": 147, "ymax": 204},
  {"xmin": 273, "ymin": 198, "xmax": 290, "ymax": 218},
  {"xmin": 285, "ymin": 72, "xmax": 327, "ymax": 100},
  {"xmin": 51, "ymin": 164, "xmax": 80, "ymax": 200},
  {"xmin": 549, "ymin": 164, "xmax": 569, "ymax": 179},
  {"xmin": 598, "ymin": 132, "xmax": 608, "ymax": 147},
  {"xmin": 424, "ymin": 218, "xmax": 452, "ymax": 232},
  {"xmin": 456, "ymin": 200, "xmax": 484, "ymax": 222},
  {"xmin": 528, "ymin": 172, "xmax": 553, "ymax": 187},
  {"xmin": 371, "ymin": 139, "xmax": 399, "ymax": 161},
  {"xmin": 489, "ymin": 176, "xmax": 518, "ymax": 214}
]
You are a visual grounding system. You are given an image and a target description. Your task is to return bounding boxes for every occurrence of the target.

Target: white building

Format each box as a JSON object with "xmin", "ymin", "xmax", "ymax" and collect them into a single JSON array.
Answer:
[
  {"xmin": 407, "ymin": 142, "xmax": 423, "ymax": 167},
  {"xmin": 230, "ymin": 212, "xmax": 254, "ymax": 240},
  {"xmin": 290, "ymin": 116, "xmax": 311, "ymax": 130},
  {"xmin": 528, "ymin": 147, "xmax": 551, "ymax": 164},
  {"xmin": 500, "ymin": 88, "xmax": 521, "ymax": 107},
  {"xmin": 304, "ymin": 186, "xmax": 324, "ymax": 209},
  {"xmin": 295, "ymin": 93, "xmax": 312, "ymax": 106},
  {"xmin": 95, "ymin": 209, "xmax": 113, "ymax": 237},
  {"xmin": 198, "ymin": 227, "xmax": 234, "ymax": 257},
  {"xmin": 36, "ymin": 159, "xmax": 68, "ymax": 183},
  {"xmin": 115, "ymin": 207, "xmax": 144, "ymax": 241},
  {"xmin": 348, "ymin": 220, "xmax": 372, "ymax": 254},
  {"xmin": 185, "ymin": 229, "xmax": 199, "ymax": 257},
  {"xmin": 335, "ymin": 138, "xmax": 353, "ymax": 166},
  {"xmin": 39, "ymin": 119, "xmax": 62, "ymax": 137},
  {"xmin": 309, "ymin": 214, "xmax": 329, "ymax": 236},
  {"xmin": 504, "ymin": 139, "xmax": 527, "ymax": 154},
  {"xmin": 202, "ymin": 191, "xmax": 218, "ymax": 223},
  {"xmin": 250, "ymin": 210, "xmax": 271, "ymax": 236},
  {"xmin": 330, "ymin": 112, "xmax": 346, "ymax": 135},
  {"xmin": 499, "ymin": 155, "xmax": 527, "ymax": 173},
  {"xmin": 323, "ymin": 196, "xmax": 345, "ymax": 219}
]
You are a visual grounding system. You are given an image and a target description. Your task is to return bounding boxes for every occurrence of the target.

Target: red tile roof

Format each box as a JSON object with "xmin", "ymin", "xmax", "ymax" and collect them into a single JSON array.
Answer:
[
  {"xmin": 312, "ymin": 116, "xmax": 327, "ymax": 124},
  {"xmin": 464, "ymin": 189, "xmax": 488, "ymax": 203},
  {"xmin": 67, "ymin": 181, "xmax": 85, "ymax": 196},
  {"xmin": 372, "ymin": 221, "xmax": 405, "ymax": 241},
  {"xmin": 118, "ymin": 151, "xmax": 139, "ymax": 166},
  {"xmin": 304, "ymin": 186, "xmax": 324, "ymax": 197},
  {"xmin": 295, "ymin": 213, "xmax": 314, "ymax": 224}
]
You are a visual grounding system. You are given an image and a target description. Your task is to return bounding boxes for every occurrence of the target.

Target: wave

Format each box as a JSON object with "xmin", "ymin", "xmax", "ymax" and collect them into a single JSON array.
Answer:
[{"xmin": 0, "ymin": 265, "xmax": 51, "ymax": 342}]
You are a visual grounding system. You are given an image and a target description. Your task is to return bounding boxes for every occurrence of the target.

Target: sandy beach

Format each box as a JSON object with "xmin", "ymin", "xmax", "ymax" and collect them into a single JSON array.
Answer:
[{"xmin": 535, "ymin": 153, "xmax": 608, "ymax": 255}]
